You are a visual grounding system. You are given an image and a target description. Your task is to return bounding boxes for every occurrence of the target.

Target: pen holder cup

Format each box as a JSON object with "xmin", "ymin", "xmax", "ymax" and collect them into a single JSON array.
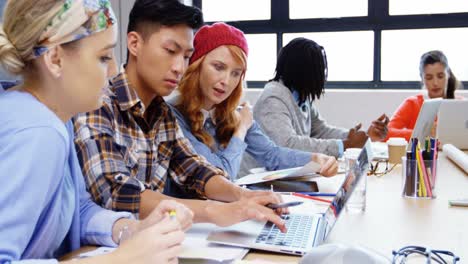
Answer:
[{"xmin": 401, "ymin": 157, "xmax": 438, "ymax": 199}]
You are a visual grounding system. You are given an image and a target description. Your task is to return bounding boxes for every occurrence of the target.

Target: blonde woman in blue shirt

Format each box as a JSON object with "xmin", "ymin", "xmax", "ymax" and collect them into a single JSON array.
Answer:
[
  {"xmin": 170, "ymin": 23, "xmax": 338, "ymax": 181},
  {"xmin": 0, "ymin": 0, "xmax": 192, "ymax": 263}
]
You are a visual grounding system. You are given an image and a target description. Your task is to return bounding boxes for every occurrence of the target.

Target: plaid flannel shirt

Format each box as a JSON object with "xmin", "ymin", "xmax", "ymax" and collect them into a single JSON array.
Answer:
[{"xmin": 73, "ymin": 71, "xmax": 226, "ymax": 214}]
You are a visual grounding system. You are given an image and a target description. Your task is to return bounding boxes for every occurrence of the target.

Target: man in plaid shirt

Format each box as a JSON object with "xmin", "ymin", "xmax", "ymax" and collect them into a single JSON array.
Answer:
[{"xmin": 73, "ymin": 0, "xmax": 287, "ymax": 231}]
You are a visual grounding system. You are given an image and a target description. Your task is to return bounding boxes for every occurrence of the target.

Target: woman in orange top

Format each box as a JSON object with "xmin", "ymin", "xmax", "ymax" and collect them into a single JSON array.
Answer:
[{"xmin": 387, "ymin": 50, "xmax": 463, "ymax": 141}]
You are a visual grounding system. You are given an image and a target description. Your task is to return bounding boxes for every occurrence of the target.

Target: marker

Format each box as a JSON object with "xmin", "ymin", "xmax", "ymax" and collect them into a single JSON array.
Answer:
[
  {"xmin": 169, "ymin": 210, "xmax": 177, "ymax": 220},
  {"xmin": 292, "ymin": 193, "xmax": 332, "ymax": 204},
  {"xmin": 266, "ymin": 201, "xmax": 303, "ymax": 209}
]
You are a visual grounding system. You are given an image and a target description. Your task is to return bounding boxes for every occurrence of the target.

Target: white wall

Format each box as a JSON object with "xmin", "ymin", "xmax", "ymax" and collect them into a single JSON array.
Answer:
[{"xmin": 243, "ymin": 89, "xmax": 468, "ymax": 129}]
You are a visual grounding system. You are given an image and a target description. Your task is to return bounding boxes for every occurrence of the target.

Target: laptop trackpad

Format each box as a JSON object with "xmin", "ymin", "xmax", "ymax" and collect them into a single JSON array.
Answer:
[{"xmin": 207, "ymin": 220, "xmax": 266, "ymax": 247}]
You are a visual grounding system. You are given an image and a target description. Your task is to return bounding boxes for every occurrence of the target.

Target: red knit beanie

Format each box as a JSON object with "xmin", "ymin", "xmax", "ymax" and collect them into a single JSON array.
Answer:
[{"xmin": 190, "ymin": 22, "xmax": 249, "ymax": 65}]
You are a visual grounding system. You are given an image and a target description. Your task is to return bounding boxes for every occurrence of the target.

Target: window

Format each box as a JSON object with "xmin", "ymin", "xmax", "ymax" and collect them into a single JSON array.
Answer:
[
  {"xmin": 382, "ymin": 28, "xmax": 468, "ymax": 81},
  {"xmin": 290, "ymin": 0, "xmax": 367, "ymax": 19},
  {"xmin": 202, "ymin": 0, "xmax": 270, "ymax": 22},
  {"xmin": 194, "ymin": 0, "xmax": 468, "ymax": 89},
  {"xmin": 284, "ymin": 31, "xmax": 374, "ymax": 81},
  {"xmin": 390, "ymin": 0, "xmax": 468, "ymax": 15},
  {"xmin": 244, "ymin": 34, "xmax": 277, "ymax": 81}
]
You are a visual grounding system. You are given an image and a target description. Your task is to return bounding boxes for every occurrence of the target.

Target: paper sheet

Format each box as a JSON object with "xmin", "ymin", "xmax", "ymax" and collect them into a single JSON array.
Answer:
[
  {"xmin": 180, "ymin": 223, "xmax": 249, "ymax": 262},
  {"xmin": 76, "ymin": 224, "xmax": 248, "ymax": 263},
  {"xmin": 236, "ymin": 161, "xmax": 321, "ymax": 185}
]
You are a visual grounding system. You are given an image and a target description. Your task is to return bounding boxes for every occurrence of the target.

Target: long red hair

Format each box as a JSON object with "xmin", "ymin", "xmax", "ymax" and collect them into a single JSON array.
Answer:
[{"xmin": 176, "ymin": 45, "xmax": 247, "ymax": 149}]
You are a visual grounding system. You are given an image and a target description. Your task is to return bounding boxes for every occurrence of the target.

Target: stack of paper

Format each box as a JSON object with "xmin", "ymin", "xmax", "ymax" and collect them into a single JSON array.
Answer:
[{"xmin": 236, "ymin": 161, "xmax": 321, "ymax": 186}]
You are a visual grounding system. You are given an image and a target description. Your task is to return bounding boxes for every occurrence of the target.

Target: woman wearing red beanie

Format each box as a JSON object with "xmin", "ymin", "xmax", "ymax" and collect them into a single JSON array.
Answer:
[{"xmin": 169, "ymin": 22, "xmax": 338, "ymax": 181}]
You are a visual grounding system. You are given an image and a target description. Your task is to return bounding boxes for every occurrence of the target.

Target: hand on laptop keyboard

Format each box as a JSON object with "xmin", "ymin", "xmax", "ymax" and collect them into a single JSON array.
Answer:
[
  {"xmin": 256, "ymin": 214, "xmax": 314, "ymax": 248},
  {"xmin": 205, "ymin": 194, "xmax": 287, "ymax": 232}
]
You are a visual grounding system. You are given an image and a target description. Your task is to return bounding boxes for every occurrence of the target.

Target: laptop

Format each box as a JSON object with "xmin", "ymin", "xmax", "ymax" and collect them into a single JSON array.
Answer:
[
  {"xmin": 437, "ymin": 100, "xmax": 468, "ymax": 150},
  {"xmin": 370, "ymin": 99, "xmax": 442, "ymax": 159},
  {"xmin": 207, "ymin": 144, "xmax": 371, "ymax": 256},
  {"xmin": 410, "ymin": 98, "xmax": 443, "ymax": 148}
]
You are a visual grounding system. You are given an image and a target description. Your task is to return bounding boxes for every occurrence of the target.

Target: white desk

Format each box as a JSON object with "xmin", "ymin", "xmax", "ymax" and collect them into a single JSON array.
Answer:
[{"xmin": 245, "ymin": 152, "xmax": 468, "ymax": 263}]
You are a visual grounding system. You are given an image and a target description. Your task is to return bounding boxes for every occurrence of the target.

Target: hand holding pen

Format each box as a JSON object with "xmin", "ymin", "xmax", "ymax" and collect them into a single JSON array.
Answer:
[
  {"xmin": 245, "ymin": 188, "xmax": 290, "ymax": 215},
  {"xmin": 266, "ymin": 201, "xmax": 303, "ymax": 209},
  {"xmin": 113, "ymin": 201, "xmax": 189, "ymax": 263},
  {"xmin": 140, "ymin": 200, "xmax": 194, "ymax": 232},
  {"xmin": 234, "ymin": 102, "xmax": 253, "ymax": 140},
  {"xmin": 368, "ymin": 113, "xmax": 389, "ymax": 141}
]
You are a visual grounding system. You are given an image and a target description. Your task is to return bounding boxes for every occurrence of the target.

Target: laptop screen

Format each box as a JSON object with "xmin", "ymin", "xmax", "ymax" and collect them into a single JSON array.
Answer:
[
  {"xmin": 322, "ymin": 144, "xmax": 370, "ymax": 238},
  {"xmin": 437, "ymin": 100, "xmax": 468, "ymax": 150},
  {"xmin": 411, "ymin": 98, "xmax": 442, "ymax": 148}
]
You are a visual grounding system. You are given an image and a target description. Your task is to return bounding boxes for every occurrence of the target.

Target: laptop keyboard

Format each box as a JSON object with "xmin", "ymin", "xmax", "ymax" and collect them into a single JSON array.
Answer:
[{"xmin": 255, "ymin": 214, "xmax": 314, "ymax": 249}]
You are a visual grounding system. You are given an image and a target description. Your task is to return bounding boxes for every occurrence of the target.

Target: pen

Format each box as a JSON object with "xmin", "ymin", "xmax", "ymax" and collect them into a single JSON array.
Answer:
[
  {"xmin": 169, "ymin": 210, "xmax": 177, "ymax": 220},
  {"xmin": 292, "ymin": 193, "xmax": 332, "ymax": 203},
  {"xmin": 266, "ymin": 201, "xmax": 303, "ymax": 209}
]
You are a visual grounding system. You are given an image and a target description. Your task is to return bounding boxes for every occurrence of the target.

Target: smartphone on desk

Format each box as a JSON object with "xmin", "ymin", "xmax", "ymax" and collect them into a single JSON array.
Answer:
[{"xmin": 246, "ymin": 180, "xmax": 319, "ymax": 192}]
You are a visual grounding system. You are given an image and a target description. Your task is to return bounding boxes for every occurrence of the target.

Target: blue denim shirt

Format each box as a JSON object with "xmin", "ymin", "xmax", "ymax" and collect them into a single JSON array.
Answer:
[{"xmin": 169, "ymin": 104, "xmax": 312, "ymax": 180}]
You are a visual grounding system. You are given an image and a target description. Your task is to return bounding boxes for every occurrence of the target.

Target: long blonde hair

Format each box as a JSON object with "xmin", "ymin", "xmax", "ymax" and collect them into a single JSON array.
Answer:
[
  {"xmin": 0, "ymin": 0, "xmax": 63, "ymax": 75},
  {"xmin": 176, "ymin": 45, "xmax": 247, "ymax": 149}
]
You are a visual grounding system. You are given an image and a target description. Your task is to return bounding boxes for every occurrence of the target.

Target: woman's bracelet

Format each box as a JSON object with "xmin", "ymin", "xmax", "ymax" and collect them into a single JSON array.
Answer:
[{"xmin": 117, "ymin": 224, "xmax": 131, "ymax": 245}]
